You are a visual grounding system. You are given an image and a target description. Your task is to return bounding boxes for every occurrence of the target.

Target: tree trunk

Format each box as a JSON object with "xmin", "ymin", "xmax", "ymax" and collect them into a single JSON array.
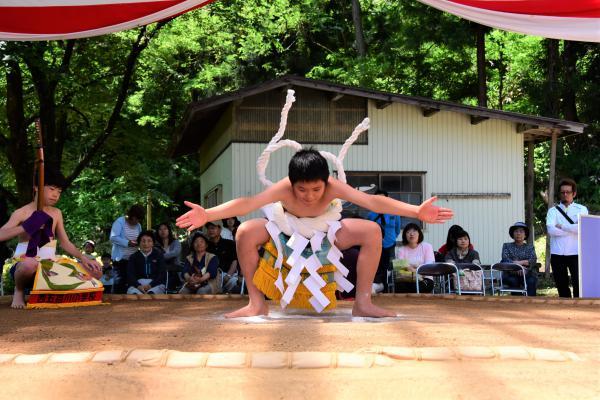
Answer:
[
  {"xmin": 476, "ymin": 24, "xmax": 487, "ymax": 108},
  {"xmin": 351, "ymin": 0, "xmax": 367, "ymax": 57},
  {"xmin": 562, "ymin": 40, "xmax": 579, "ymax": 122},
  {"xmin": 4, "ymin": 58, "xmax": 33, "ymax": 206},
  {"xmin": 525, "ymin": 141, "xmax": 535, "ymax": 244},
  {"xmin": 545, "ymin": 39, "xmax": 561, "ymax": 118}
]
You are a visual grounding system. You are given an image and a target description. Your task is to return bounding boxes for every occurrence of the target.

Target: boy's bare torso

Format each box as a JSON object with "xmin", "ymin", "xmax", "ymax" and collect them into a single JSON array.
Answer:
[{"xmin": 277, "ymin": 177, "xmax": 341, "ymax": 218}]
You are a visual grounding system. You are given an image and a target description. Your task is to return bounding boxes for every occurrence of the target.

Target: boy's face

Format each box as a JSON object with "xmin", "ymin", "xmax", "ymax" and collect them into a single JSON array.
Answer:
[
  {"xmin": 101, "ymin": 257, "xmax": 111, "ymax": 268},
  {"xmin": 83, "ymin": 243, "xmax": 94, "ymax": 253},
  {"xmin": 292, "ymin": 180, "xmax": 326, "ymax": 206},
  {"xmin": 37, "ymin": 185, "xmax": 62, "ymax": 206}
]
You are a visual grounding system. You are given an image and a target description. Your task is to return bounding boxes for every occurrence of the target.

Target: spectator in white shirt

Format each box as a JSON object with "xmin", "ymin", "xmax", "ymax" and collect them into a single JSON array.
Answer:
[{"xmin": 546, "ymin": 178, "xmax": 588, "ymax": 298}]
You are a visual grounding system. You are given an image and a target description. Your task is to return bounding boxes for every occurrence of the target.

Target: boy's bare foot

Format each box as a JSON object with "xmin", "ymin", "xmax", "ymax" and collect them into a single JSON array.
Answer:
[
  {"xmin": 225, "ymin": 302, "xmax": 269, "ymax": 318},
  {"xmin": 352, "ymin": 300, "xmax": 397, "ymax": 318},
  {"xmin": 10, "ymin": 290, "xmax": 26, "ymax": 309}
]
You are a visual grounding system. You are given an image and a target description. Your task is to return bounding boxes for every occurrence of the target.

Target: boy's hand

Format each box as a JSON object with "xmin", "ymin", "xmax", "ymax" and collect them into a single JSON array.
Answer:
[
  {"xmin": 81, "ymin": 258, "xmax": 102, "ymax": 279},
  {"xmin": 417, "ymin": 197, "xmax": 454, "ymax": 224},
  {"xmin": 176, "ymin": 201, "xmax": 207, "ymax": 231}
]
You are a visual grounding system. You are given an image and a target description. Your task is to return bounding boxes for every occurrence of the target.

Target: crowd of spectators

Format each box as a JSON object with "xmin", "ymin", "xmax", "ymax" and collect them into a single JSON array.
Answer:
[{"xmin": 1, "ymin": 177, "xmax": 587, "ymax": 300}]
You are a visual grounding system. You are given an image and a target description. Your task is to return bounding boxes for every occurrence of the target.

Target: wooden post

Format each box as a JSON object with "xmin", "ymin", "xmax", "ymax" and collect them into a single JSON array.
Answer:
[
  {"xmin": 526, "ymin": 141, "xmax": 535, "ymax": 244},
  {"xmin": 146, "ymin": 190, "xmax": 152, "ymax": 230},
  {"xmin": 545, "ymin": 130, "xmax": 558, "ymax": 277}
]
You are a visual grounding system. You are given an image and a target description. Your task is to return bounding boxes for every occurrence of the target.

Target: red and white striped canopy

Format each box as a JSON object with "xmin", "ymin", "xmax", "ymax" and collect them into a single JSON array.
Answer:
[
  {"xmin": 0, "ymin": 0, "xmax": 214, "ymax": 41},
  {"xmin": 419, "ymin": 0, "xmax": 600, "ymax": 42},
  {"xmin": 1, "ymin": 0, "xmax": 598, "ymax": 41}
]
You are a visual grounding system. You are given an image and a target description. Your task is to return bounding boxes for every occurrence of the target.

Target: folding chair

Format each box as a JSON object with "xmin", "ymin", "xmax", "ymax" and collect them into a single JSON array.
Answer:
[
  {"xmin": 219, "ymin": 270, "xmax": 246, "ymax": 294},
  {"xmin": 386, "ymin": 269, "xmax": 395, "ymax": 293},
  {"xmin": 456, "ymin": 263, "xmax": 485, "ymax": 296},
  {"xmin": 490, "ymin": 262, "xmax": 528, "ymax": 296},
  {"xmin": 165, "ymin": 262, "xmax": 184, "ymax": 294},
  {"xmin": 416, "ymin": 262, "xmax": 461, "ymax": 295}
]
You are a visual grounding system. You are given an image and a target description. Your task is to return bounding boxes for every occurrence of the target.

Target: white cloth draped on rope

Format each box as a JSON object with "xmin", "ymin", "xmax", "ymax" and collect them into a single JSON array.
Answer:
[
  {"xmin": 417, "ymin": 0, "xmax": 600, "ymax": 43},
  {"xmin": 0, "ymin": 0, "xmax": 214, "ymax": 40},
  {"xmin": 261, "ymin": 202, "xmax": 354, "ymax": 313}
]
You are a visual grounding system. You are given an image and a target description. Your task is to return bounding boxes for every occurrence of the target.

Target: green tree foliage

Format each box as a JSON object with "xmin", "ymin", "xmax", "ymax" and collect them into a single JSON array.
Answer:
[{"xmin": 0, "ymin": 0, "xmax": 598, "ymax": 254}]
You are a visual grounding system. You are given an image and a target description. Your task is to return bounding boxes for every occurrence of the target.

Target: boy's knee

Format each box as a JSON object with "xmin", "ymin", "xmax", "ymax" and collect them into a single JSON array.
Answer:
[
  {"xmin": 367, "ymin": 221, "xmax": 382, "ymax": 242},
  {"xmin": 236, "ymin": 220, "xmax": 264, "ymax": 242},
  {"xmin": 18, "ymin": 259, "xmax": 39, "ymax": 275}
]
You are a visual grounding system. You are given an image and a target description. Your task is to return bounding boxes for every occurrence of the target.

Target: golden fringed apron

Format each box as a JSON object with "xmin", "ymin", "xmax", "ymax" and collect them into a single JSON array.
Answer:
[
  {"xmin": 6, "ymin": 241, "xmax": 104, "ymax": 309},
  {"xmin": 256, "ymin": 202, "xmax": 354, "ymax": 313},
  {"xmin": 254, "ymin": 237, "xmax": 338, "ymax": 311}
]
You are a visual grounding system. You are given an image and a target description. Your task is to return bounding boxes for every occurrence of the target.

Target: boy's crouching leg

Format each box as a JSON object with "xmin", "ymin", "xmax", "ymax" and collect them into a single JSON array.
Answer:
[
  {"xmin": 335, "ymin": 219, "xmax": 397, "ymax": 318},
  {"xmin": 11, "ymin": 257, "xmax": 39, "ymax": 309},
  {"xmin": 225, "ymin": 219, "xmax": 270, "ymax": 318}
]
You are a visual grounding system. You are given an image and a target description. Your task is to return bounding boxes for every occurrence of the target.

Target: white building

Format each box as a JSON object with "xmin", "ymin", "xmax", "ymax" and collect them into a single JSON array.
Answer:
[{"xmin": 173, "ymin": 76, "xmax": 585, "ymax": 264}]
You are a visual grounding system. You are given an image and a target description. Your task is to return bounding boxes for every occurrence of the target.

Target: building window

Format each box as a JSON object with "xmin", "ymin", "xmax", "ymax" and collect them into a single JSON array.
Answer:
[
  {"xmin": 203, "ymin": 184, "xmax": 222, "ymax": 209},
  {"xmin": 344, "ymin": 173, "xmax": 424, "ymax": 228},
  {"xmin": 235, "ymin": 87, "xmax": 368, "ymax": 145}
]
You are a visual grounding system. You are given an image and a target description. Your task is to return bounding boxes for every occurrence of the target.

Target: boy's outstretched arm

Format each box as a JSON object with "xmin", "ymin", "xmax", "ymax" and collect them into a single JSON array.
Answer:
[
  {"xmin": 331, "ymin": 179, "xmax": 453, "ymax": 224},
  {"xmin": 176, "ymin": 179, "xmax": 289, "ymax": 231}
]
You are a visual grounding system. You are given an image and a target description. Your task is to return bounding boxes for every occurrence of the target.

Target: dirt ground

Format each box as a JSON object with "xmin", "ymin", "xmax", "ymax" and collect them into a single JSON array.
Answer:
[{"xmin": 0, "ymin": 295, "xmax": 599, "ymax": 399}]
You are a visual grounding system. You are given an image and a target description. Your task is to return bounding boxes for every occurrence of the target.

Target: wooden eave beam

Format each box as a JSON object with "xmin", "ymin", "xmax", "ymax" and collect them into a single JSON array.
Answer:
[
  {"xmin": 421, "ymin": 107, "xmax": 440, "ymax": 117},
  {"xmin": 470, "ymin": 115, "xmax": 489, "ymax": 125},
  {"xmin": 375, "ymin": 100, "xmax": 392, "ymax": 109},
  {"xmin": 330, "ymin": 93, "xmax": 344, "ymax": 102}
]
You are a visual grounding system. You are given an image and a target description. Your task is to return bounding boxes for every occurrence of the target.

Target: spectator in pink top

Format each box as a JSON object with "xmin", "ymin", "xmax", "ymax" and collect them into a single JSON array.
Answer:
[{"xmin": 395, "ymin": 223, "xmax": 435, "ymax": 292}]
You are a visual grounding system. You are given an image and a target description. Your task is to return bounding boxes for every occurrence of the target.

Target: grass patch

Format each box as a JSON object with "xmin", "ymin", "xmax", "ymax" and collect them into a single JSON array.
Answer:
[{"xmin": 534, "ymin": 235, "xmax": 546, "ymax": 267}]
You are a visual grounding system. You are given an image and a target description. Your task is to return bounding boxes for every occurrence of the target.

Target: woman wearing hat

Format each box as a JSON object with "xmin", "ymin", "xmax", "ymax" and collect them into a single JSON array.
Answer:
[{"xmin": 501, "ymin": 222, "xmax": 538, "ymax": 296}]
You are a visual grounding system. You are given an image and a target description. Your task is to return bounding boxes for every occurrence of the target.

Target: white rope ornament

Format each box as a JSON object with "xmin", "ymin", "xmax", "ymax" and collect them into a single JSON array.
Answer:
[{"xmin": 256, "ymin": 89, "xmax": 369, "ymax": 187}]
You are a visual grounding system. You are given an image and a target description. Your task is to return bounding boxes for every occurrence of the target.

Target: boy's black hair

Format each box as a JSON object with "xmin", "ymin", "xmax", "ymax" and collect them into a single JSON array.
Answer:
[
  {"xmin": 375, "ymin": 188, "xmax": 389, "ymax": 197},
  {"xmin": 137, "ymin": 230, "xmax": 155, "ymax": 244},
  {"xmin": 35, "ymin": 168, "xmax": 67, "ymax": 189},
  {"xmin": 288, "ymin": 149, "xmax": 329, "ymax": 185},
  {"xmin": 101, "ymin": 253, "xmax": 111, "ymax": 259}
]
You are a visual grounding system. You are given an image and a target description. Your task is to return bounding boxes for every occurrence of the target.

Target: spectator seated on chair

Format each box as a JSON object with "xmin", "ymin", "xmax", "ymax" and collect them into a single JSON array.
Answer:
[
  {"xmin": 444, "ymin": 230, "xmax": 480, "ymax": 265},
  {"xmin": 394, "ymin": 223, "xmax": 435, "ymax": 293},
  {"xmin": 155, "ymin": 222, "xmax": 182, "ymax": 291},
  {"xmin": 221, "ymin": 216, "xmax": 241, "ymax": 241},
  {"xmin": 180, "ymin": 232, "xmax": 220, "ymax": 295},
  {"xmin": 444, "ymin": 230, "xmax": 483, "ymax": 293},
  {"xmin": 81, "ymin": 239, "xmax": 98, "ymax": 261},
  {"xmin": 438, "ymin": 224, "xmax": 474, "ymax": 258},
  {"xmin": 501, "ymin": 222, "xmax": 538, "ymax": 296},
  {"xmin": 99, "ymin": 253, "xmax": 114, "ymax": 293},
  {"xmin": 126, "ymin": 230, "xmax": 166, "ymax": 295},
  {"xmin": 206, "ymin": 221, "xmax": 239, "ymax": 293}
]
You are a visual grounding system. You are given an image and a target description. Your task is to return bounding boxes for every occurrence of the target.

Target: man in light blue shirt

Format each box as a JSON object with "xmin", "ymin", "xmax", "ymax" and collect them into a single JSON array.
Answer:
[{"xmin": 367, "ymin": 189, "xmax": 401, "ymax": 293}]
